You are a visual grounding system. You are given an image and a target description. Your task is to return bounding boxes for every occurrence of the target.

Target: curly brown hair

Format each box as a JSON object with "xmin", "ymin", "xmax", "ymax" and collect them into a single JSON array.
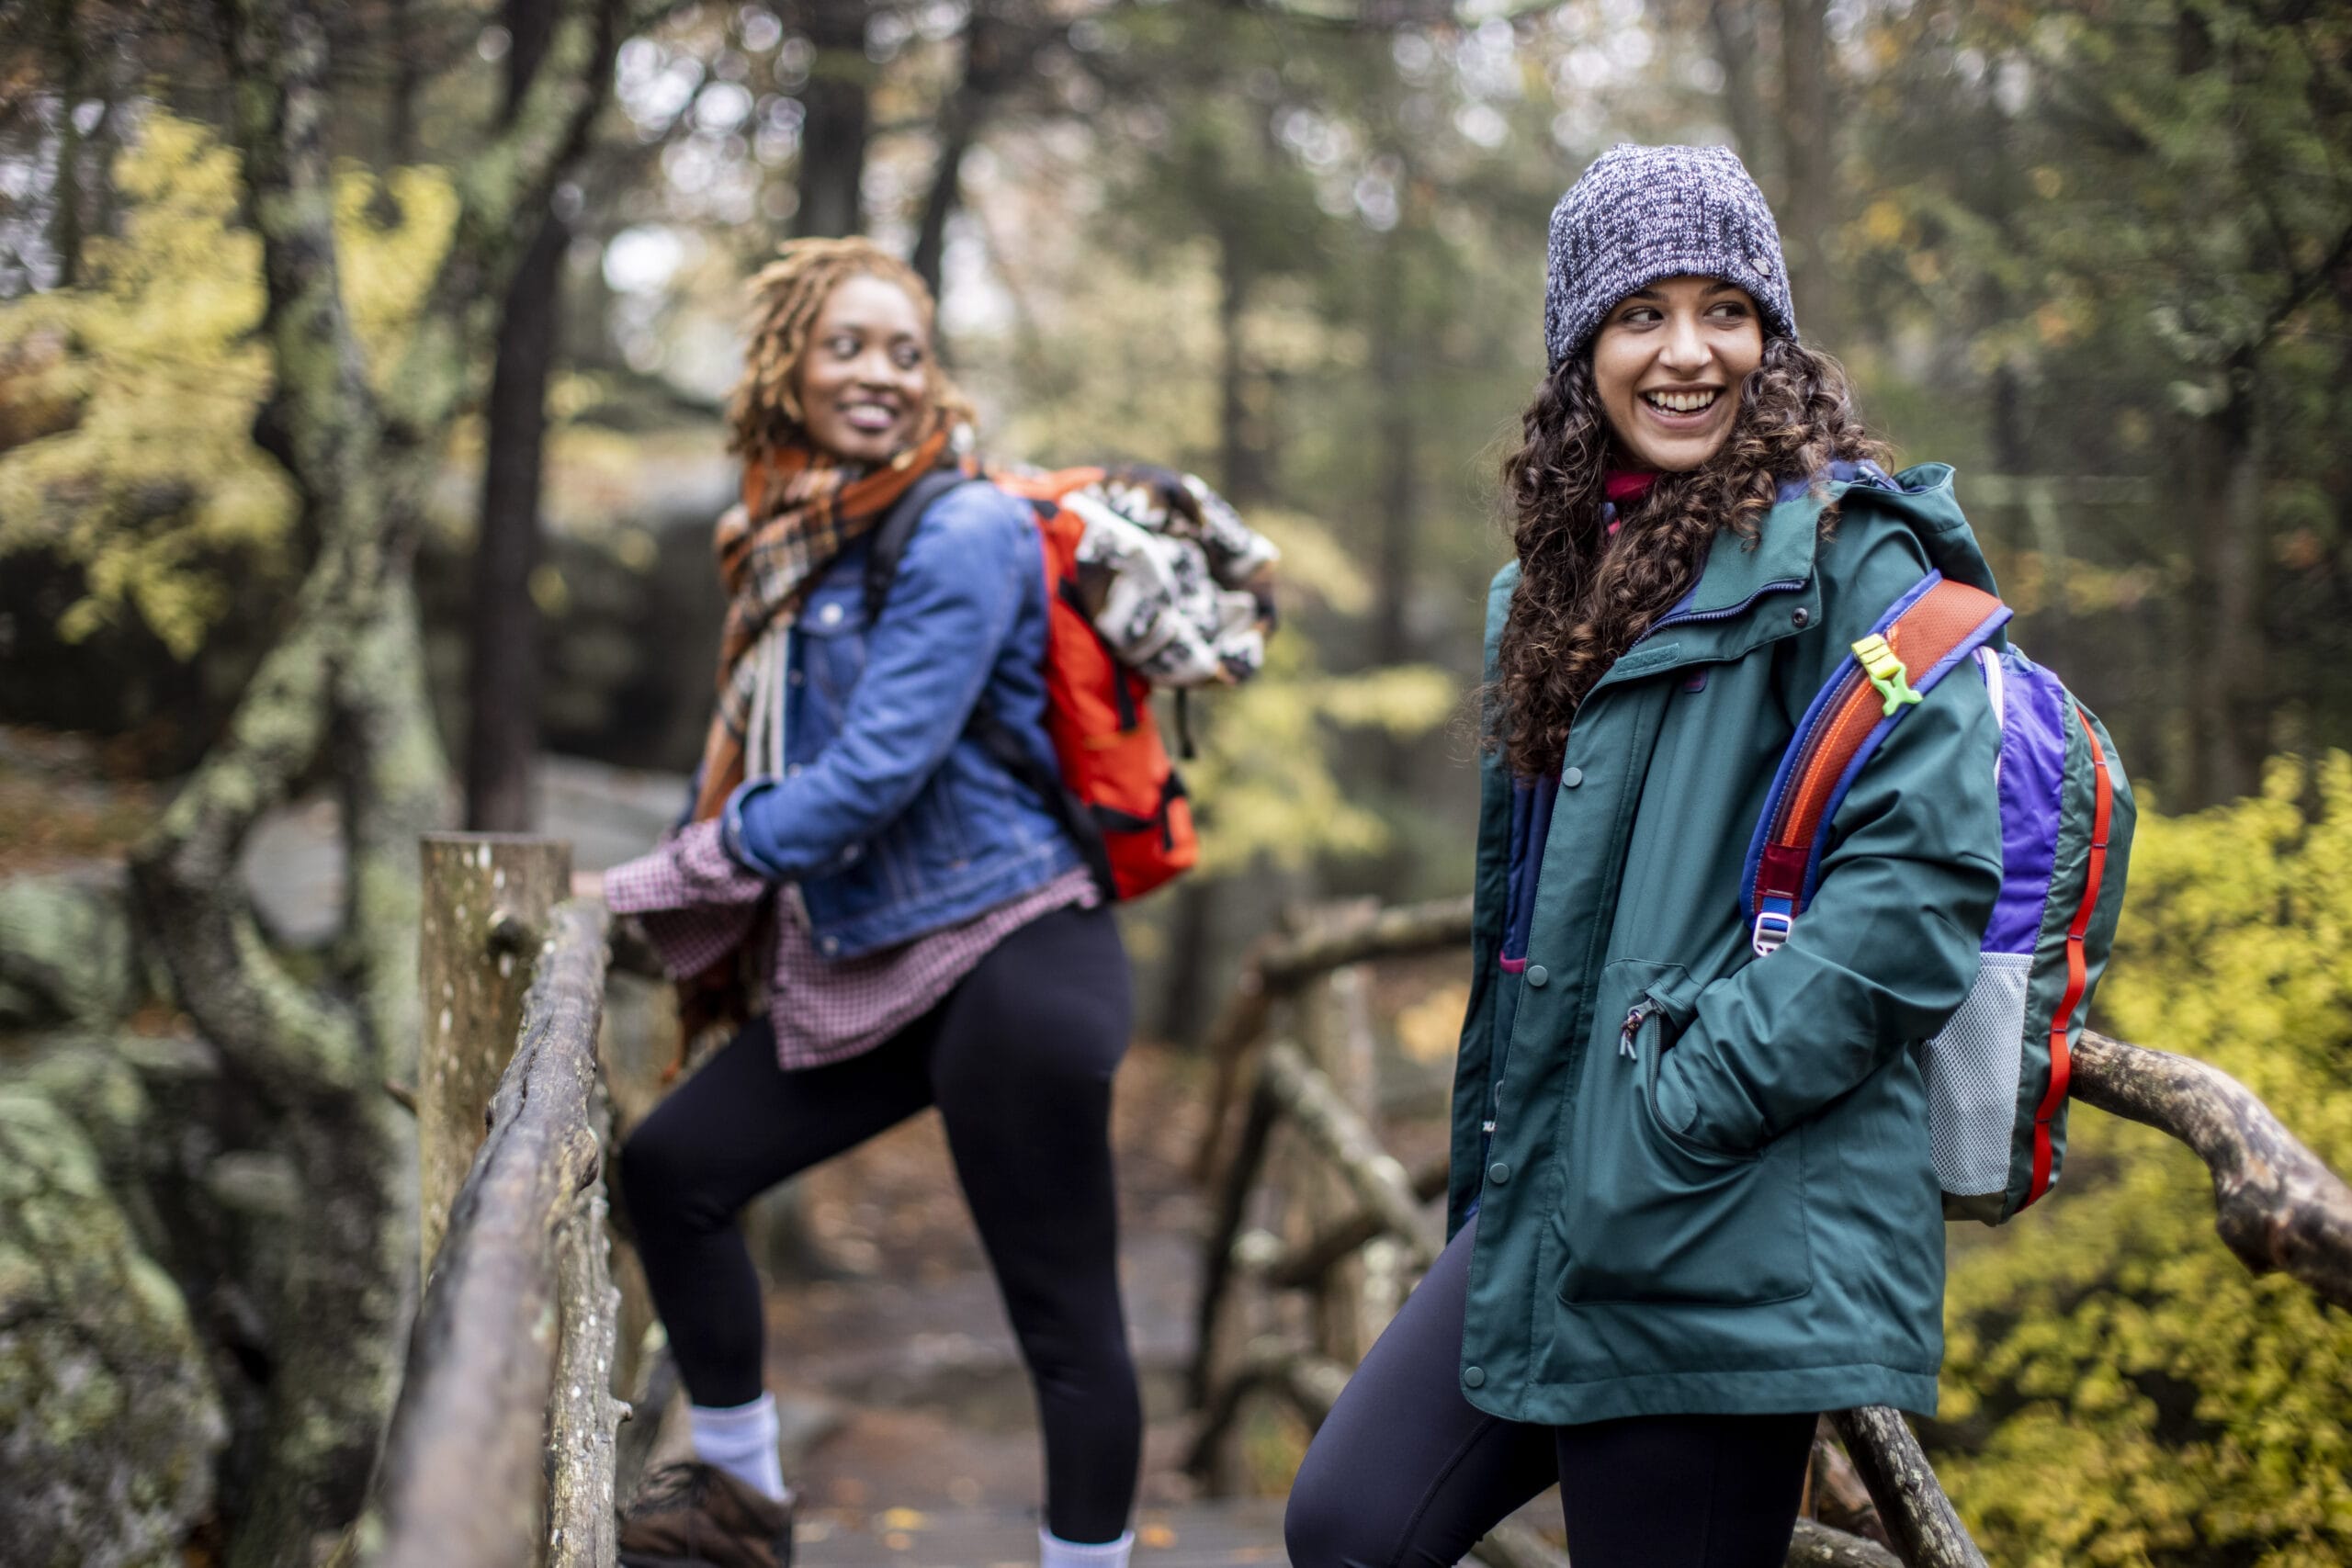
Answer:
[
  {"xmin": 725, "ymin": 237, "xmax": 975, "ymax": 466},
  {"xmin": 1493, "ymin": 334, "xmax": 1891, "ymax": 778}
]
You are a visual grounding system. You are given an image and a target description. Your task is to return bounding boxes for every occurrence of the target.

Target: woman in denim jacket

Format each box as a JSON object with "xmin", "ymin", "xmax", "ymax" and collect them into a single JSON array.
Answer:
[{"xmin": 592, "ymin": 239, "xmax": 1138, "ymax": 1568}]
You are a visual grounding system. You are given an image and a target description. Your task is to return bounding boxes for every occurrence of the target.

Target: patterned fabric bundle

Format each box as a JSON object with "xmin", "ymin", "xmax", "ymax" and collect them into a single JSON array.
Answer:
[
  {"xmin": 1056, "ymin": 467, "xmax": 1279, "ymax": 689},
  {"xmin": 689, "ymin": 427, "xmax": 960, "ymax": 825}
]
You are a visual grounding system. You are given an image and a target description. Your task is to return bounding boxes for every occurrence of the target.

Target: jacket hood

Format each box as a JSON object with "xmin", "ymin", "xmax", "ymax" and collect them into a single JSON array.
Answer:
[
  {"xmin": 1684, "ymin": 459, "xmax": 1998, "ymax": 610},
  {"xmin": 1833, "ymin": 462, "xmax": 1998, "ymax": 596}
]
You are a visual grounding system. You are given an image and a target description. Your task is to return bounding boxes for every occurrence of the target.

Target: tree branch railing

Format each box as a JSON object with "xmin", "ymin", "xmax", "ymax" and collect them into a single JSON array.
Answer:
[
  {"xmin": 345, "ymin": 865, "xmax": 2352, "ymax": 1568},
  {"xmin": 1193, "ymin": 894, "xmax": 1474, "ymax": 1182},
  {"xmin": 1187, "ymin": 896, "xmax": 2352, "ymax": 1568},
  {"xmin": 356, "ymin": 838, "xmax": 632, "ymax": 1568}
]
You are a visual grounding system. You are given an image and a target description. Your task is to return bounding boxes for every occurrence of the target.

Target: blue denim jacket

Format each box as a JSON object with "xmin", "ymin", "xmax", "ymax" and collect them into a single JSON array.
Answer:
[{"xmin": 719, "ymin": 480, "xmax": 1081, "ymax": 957}]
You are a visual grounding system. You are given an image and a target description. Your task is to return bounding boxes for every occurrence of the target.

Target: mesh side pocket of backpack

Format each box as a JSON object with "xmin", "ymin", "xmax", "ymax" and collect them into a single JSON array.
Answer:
[{"xmin": 1925, "ymin": 950, "xmax": 2030, "ymax": 1219}]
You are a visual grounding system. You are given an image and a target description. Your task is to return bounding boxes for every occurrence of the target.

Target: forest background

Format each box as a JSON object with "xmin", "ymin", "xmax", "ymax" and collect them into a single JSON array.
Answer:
[{"xmin": 1, "ymin": 1, "xmax": 2349, "ymax": 1565}]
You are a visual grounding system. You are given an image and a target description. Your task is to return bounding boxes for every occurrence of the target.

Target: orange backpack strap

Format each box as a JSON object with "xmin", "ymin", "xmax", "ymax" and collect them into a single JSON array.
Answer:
[{"xmin": 1741, "ymin": 571, "xmax": 2012, "ymax": 955}]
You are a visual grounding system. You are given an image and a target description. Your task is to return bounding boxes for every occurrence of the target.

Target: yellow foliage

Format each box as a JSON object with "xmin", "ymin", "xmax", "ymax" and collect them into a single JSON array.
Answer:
[
  {"xmin": 1396, "ymin": 980, "xmax": 1471, "ymax": 1065},
  {"xmin": 334, "ymin": 164, "xmax": 459, "ymax": 369},
  {"xmin": 1182, "ymin": 630, "xmax": 1456, "ymax": 875},
  {"xmin": 971, "ymin": 233, "xmax": 1223, "ymax": 470},
  {"xmin": 0, "ymin": 112, "xmax": 455, "ymax": 656},
  {"xmin": 1937, "ymin": 754, "xmax": 2352, "ymax": 1566},
  {"xmin": 1250, "ymin": 507, "xmax": 1374, "ymax": 616}
]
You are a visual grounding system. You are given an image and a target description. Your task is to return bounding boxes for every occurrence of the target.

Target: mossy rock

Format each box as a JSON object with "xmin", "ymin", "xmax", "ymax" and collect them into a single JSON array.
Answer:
[
  {"xmin": 0, "ymin": 869, "xmax": 140, "ymax": 1032},
  {"xmin": 0, "ymin": 1089, "xmax": 223, "ymax": 1568}
]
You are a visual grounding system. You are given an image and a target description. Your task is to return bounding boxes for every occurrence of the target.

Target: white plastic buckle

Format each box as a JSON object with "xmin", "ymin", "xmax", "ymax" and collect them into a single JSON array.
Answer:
[{"xmin": 1751, "ymin": 908, "xmax": 1794, "ymax": 957}]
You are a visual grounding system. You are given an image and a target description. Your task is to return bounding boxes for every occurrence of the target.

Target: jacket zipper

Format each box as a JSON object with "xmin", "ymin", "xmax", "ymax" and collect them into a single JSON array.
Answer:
[
  {"xmin": 1485, "ymin": 581, "xmax": 1800, "ymax": 1146},
  {"xmin": 1635, "ymin": 578, "xmax": 1808, "ymax": 647},
  {"xmin": 1619, "ymin": 998, "xmax": 1657, "ymax": 1060}
]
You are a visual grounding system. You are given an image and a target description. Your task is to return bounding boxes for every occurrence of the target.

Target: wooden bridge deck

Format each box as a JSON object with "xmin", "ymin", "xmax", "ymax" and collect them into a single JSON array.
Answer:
[{"xmin": 797, "ymin": 1501, "xmax": 1291, "ymax": 1567}]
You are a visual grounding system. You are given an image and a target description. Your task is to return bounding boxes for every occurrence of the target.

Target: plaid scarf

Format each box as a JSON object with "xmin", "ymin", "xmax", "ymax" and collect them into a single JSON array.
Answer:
[
  {"xmin": 691, "ymin": 429, "xmax": 956, "ymax": 821},
  {"xmin": 674, "ymin": 427, "xmax": 957, "ymax": 1057}
]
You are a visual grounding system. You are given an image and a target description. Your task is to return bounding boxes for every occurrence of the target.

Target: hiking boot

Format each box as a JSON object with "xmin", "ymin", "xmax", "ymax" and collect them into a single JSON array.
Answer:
[{"xmin": 617, "ymin": 1461, "xmax": 795, "ymax": 1568}]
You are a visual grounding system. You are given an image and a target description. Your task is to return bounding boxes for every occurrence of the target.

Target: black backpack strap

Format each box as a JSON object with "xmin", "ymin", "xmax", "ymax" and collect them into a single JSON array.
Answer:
[
  {"xmin": 864, "ymin": 468, "xmax": 984, "ymax": 624},
  {"xmin": 967, "ymin": 706, "xmax": 1118, "ymax": 901}
]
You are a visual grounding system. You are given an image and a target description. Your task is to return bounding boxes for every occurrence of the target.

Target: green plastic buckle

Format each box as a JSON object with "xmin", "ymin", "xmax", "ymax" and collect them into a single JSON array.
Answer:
[{"xmin": 1852, "ymin": 633, "xmax": 1923, "ymax": 716}]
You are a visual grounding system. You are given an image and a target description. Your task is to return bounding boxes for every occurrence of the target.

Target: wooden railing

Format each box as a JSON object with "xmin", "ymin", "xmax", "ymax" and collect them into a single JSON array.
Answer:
[
  {"xmin": 353, "ymin": 837, "xmax": 632, "ymax": 1568},
  {"xmin": 345, "ymin": 851, "xmax": 2352, "ymax": 1568},
  {"xmin": 1186, "ymin": 895, "xmax": 2352, "ymax": 1568}
]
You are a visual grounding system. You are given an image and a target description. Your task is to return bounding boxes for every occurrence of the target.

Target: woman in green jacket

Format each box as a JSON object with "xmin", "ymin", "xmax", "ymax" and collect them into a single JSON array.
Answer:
[{"xmin": 1285, "ymin": 145, "xmax": 2005, "ymax": 1568}]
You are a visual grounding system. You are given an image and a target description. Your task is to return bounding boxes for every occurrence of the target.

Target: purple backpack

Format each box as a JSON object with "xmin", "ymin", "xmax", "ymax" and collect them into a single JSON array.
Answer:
[{"xmin": 1745, "ymin": 574, "xmax": 2135, "ymax": 1224}]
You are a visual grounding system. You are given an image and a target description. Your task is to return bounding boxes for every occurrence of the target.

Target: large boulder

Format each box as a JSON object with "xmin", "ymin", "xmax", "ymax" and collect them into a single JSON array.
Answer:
[{"xmin": 0, "ymin": 1088, "xmax": 224, "ymax": 1568}]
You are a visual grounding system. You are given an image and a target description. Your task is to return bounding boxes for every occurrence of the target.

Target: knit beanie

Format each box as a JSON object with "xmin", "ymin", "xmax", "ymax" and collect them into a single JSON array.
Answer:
[{"xmin": 1543, "ymin": 143, "xmax": 1796, "ymax": 372}]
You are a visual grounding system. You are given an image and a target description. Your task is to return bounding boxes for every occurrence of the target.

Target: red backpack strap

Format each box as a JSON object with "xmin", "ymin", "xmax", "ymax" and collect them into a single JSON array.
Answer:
[{"xmin": 1741, "ymin": 572, "xmax": 2012, "ymax": 955}]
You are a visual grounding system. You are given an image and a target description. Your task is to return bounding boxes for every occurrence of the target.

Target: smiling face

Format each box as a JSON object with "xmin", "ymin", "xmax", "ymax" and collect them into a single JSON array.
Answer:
[
  {"xmin": 1589, "ymin": 275, "xmax": 1767, "ymax": 473},
  {"xmin": 795, "ymin": 272, "xmax": 932, "ymax": 465}
]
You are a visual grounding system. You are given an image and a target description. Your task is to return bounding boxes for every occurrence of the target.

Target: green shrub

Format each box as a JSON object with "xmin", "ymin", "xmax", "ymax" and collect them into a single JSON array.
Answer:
[{"xmin": 1937, "ymin": 755, "xmax": 2352, "ymax": 1566}]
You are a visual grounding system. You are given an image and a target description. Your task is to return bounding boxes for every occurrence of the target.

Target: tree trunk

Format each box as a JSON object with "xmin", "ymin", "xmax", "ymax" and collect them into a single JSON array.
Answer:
[
  {"xmin": 1369, "ymin": 224, "xmax": 1417, "ymax": 795},
  {"xmin": 1708, "ymin": 0, "xmax": 1770, "ymax": 178},
  {"xmin": 1158, "ymin": 878, "xmax": 1220, "ymax": 1047},
  {"xmin": 1369, "ymin": 237, "xmax": 1414, "ymax": 633},
  {"xmin": 909, "ymin": 125, "xmax": 970, "ymax": 304},
  {"xmin": 386, "ymin": 0, "xmax": 423, "ymax": 168},
  {"xmin": 1215, "ymin": 231, "xmax": 1269, "ymax": 506},
  {"xmin": 910, "ymin": 3, "xmax": 1006, "ymax": 300},
  {"xmin": 794, "ymin": 0, "xmax": 870, "ymax": 239},
  {"xmin": 130, "ymin": 1, "xmax": 619, "ymax": 1558},
  {"xmin": 1777, "ymin": 0, "xmax": 1835, "ymax": 344},
  {"xmin": 464, "ymin": 209, "xmax": 565, "ymax": 831},
  {"xmin": 45, "ymin": 0, "xmax": 86, "ymax": 288},
  {"xmin": 1159, "ymin": 222, "xmax": 1270, "ymax": 1044},
  {"xmin": 2183, "ymin": 367, "xmax": 2266, "ymax": 805},
  {"xmin": 464, "ymin": 0, "xmax": 571, "ymax": 832}
]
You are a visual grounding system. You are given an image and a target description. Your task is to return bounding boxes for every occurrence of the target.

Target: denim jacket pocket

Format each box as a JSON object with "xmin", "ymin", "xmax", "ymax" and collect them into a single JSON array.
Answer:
[{"xmin": 796, "ymin": 583, "xmax": 867, "ymax": 715}]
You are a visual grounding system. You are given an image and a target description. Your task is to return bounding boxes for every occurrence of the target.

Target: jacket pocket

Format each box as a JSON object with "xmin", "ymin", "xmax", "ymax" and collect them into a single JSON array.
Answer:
[
  {"xmin": 1555, "ymin": 962, "xmax": 1813, "ymax": 1308},
  {"xmin": 797, "ymin": 584, "xmax": 867, "ymax": 712}
]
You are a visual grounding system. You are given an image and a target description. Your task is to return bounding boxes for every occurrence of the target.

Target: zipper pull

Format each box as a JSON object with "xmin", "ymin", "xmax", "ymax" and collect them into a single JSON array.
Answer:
[{"xmin": 1619, "ymin": 999, "xmax": 1655, "ymax": 1060}]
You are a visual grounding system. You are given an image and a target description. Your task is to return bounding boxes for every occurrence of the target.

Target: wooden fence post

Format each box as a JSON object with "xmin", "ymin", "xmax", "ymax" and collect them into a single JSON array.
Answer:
[{"xmin": 419, "ymin": 834, "xmax": 571, "ymax": 1269}]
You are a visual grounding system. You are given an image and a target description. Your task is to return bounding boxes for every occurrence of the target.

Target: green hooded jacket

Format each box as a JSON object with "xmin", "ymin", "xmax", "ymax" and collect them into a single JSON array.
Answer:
[{"xmin": 1450, "ymin": 463, "xmax": 2004, "ymax": 1425}]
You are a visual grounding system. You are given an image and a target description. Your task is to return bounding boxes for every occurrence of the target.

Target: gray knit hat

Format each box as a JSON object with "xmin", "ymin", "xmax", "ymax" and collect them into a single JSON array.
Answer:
[{"xmin": 1544, "ymin": 143, "xmax": 1795, "ymax": 371}]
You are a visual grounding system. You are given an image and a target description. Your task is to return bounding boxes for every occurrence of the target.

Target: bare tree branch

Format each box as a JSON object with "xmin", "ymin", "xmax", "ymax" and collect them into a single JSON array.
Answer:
[
  {"xmin": 2074, "ymin": 1029, "xmax": 2352, "ymax": 1309},
  {"xmin": 1258, "ymin": 1039, "xmax": 1442, "ymax": 1269},
  {"xmin": 1195, "ymin": 895, "xmax": 1472, "ymax": 1179},
  {"xmin": 384, "ymin": 0, "xmax": 622, "ymax": 436},
  {"xmin": 1829, "ymin": 1407, "xmax": 1986, "ymax": 1568}
]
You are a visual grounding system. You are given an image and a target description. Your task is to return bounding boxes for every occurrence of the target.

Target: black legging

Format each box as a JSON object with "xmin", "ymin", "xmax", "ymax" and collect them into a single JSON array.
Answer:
[
  {"xmin": 1284, "ymin": 1220, "xmax": 1816, "ymax": 1568},
  {"xmin": 619, "ymin": 902, "xmax": 1139, "ymax": 1543}
]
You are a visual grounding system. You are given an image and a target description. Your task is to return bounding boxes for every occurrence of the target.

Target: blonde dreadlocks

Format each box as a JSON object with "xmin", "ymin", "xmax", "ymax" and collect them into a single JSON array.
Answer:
[{"xmin": 725, "ymin": 237, "xmax": 974, "ymax": 468}]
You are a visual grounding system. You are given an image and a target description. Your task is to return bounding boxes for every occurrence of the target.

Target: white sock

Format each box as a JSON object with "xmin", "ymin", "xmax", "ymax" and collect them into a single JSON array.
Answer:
[
  {"xmin": 688, "ymin": 1392, "xmax": 786, "ymax": 1502},
  {"xmin": 1039, "ymin": 1526, "xmax": 1135, "ymax": 1568}
]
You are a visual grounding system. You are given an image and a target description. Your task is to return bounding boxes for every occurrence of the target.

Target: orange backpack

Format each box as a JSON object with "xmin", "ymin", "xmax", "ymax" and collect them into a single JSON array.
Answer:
[{"xmin": 865, "ymin": 468, "xmax": 1198, "ymax": 901}]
